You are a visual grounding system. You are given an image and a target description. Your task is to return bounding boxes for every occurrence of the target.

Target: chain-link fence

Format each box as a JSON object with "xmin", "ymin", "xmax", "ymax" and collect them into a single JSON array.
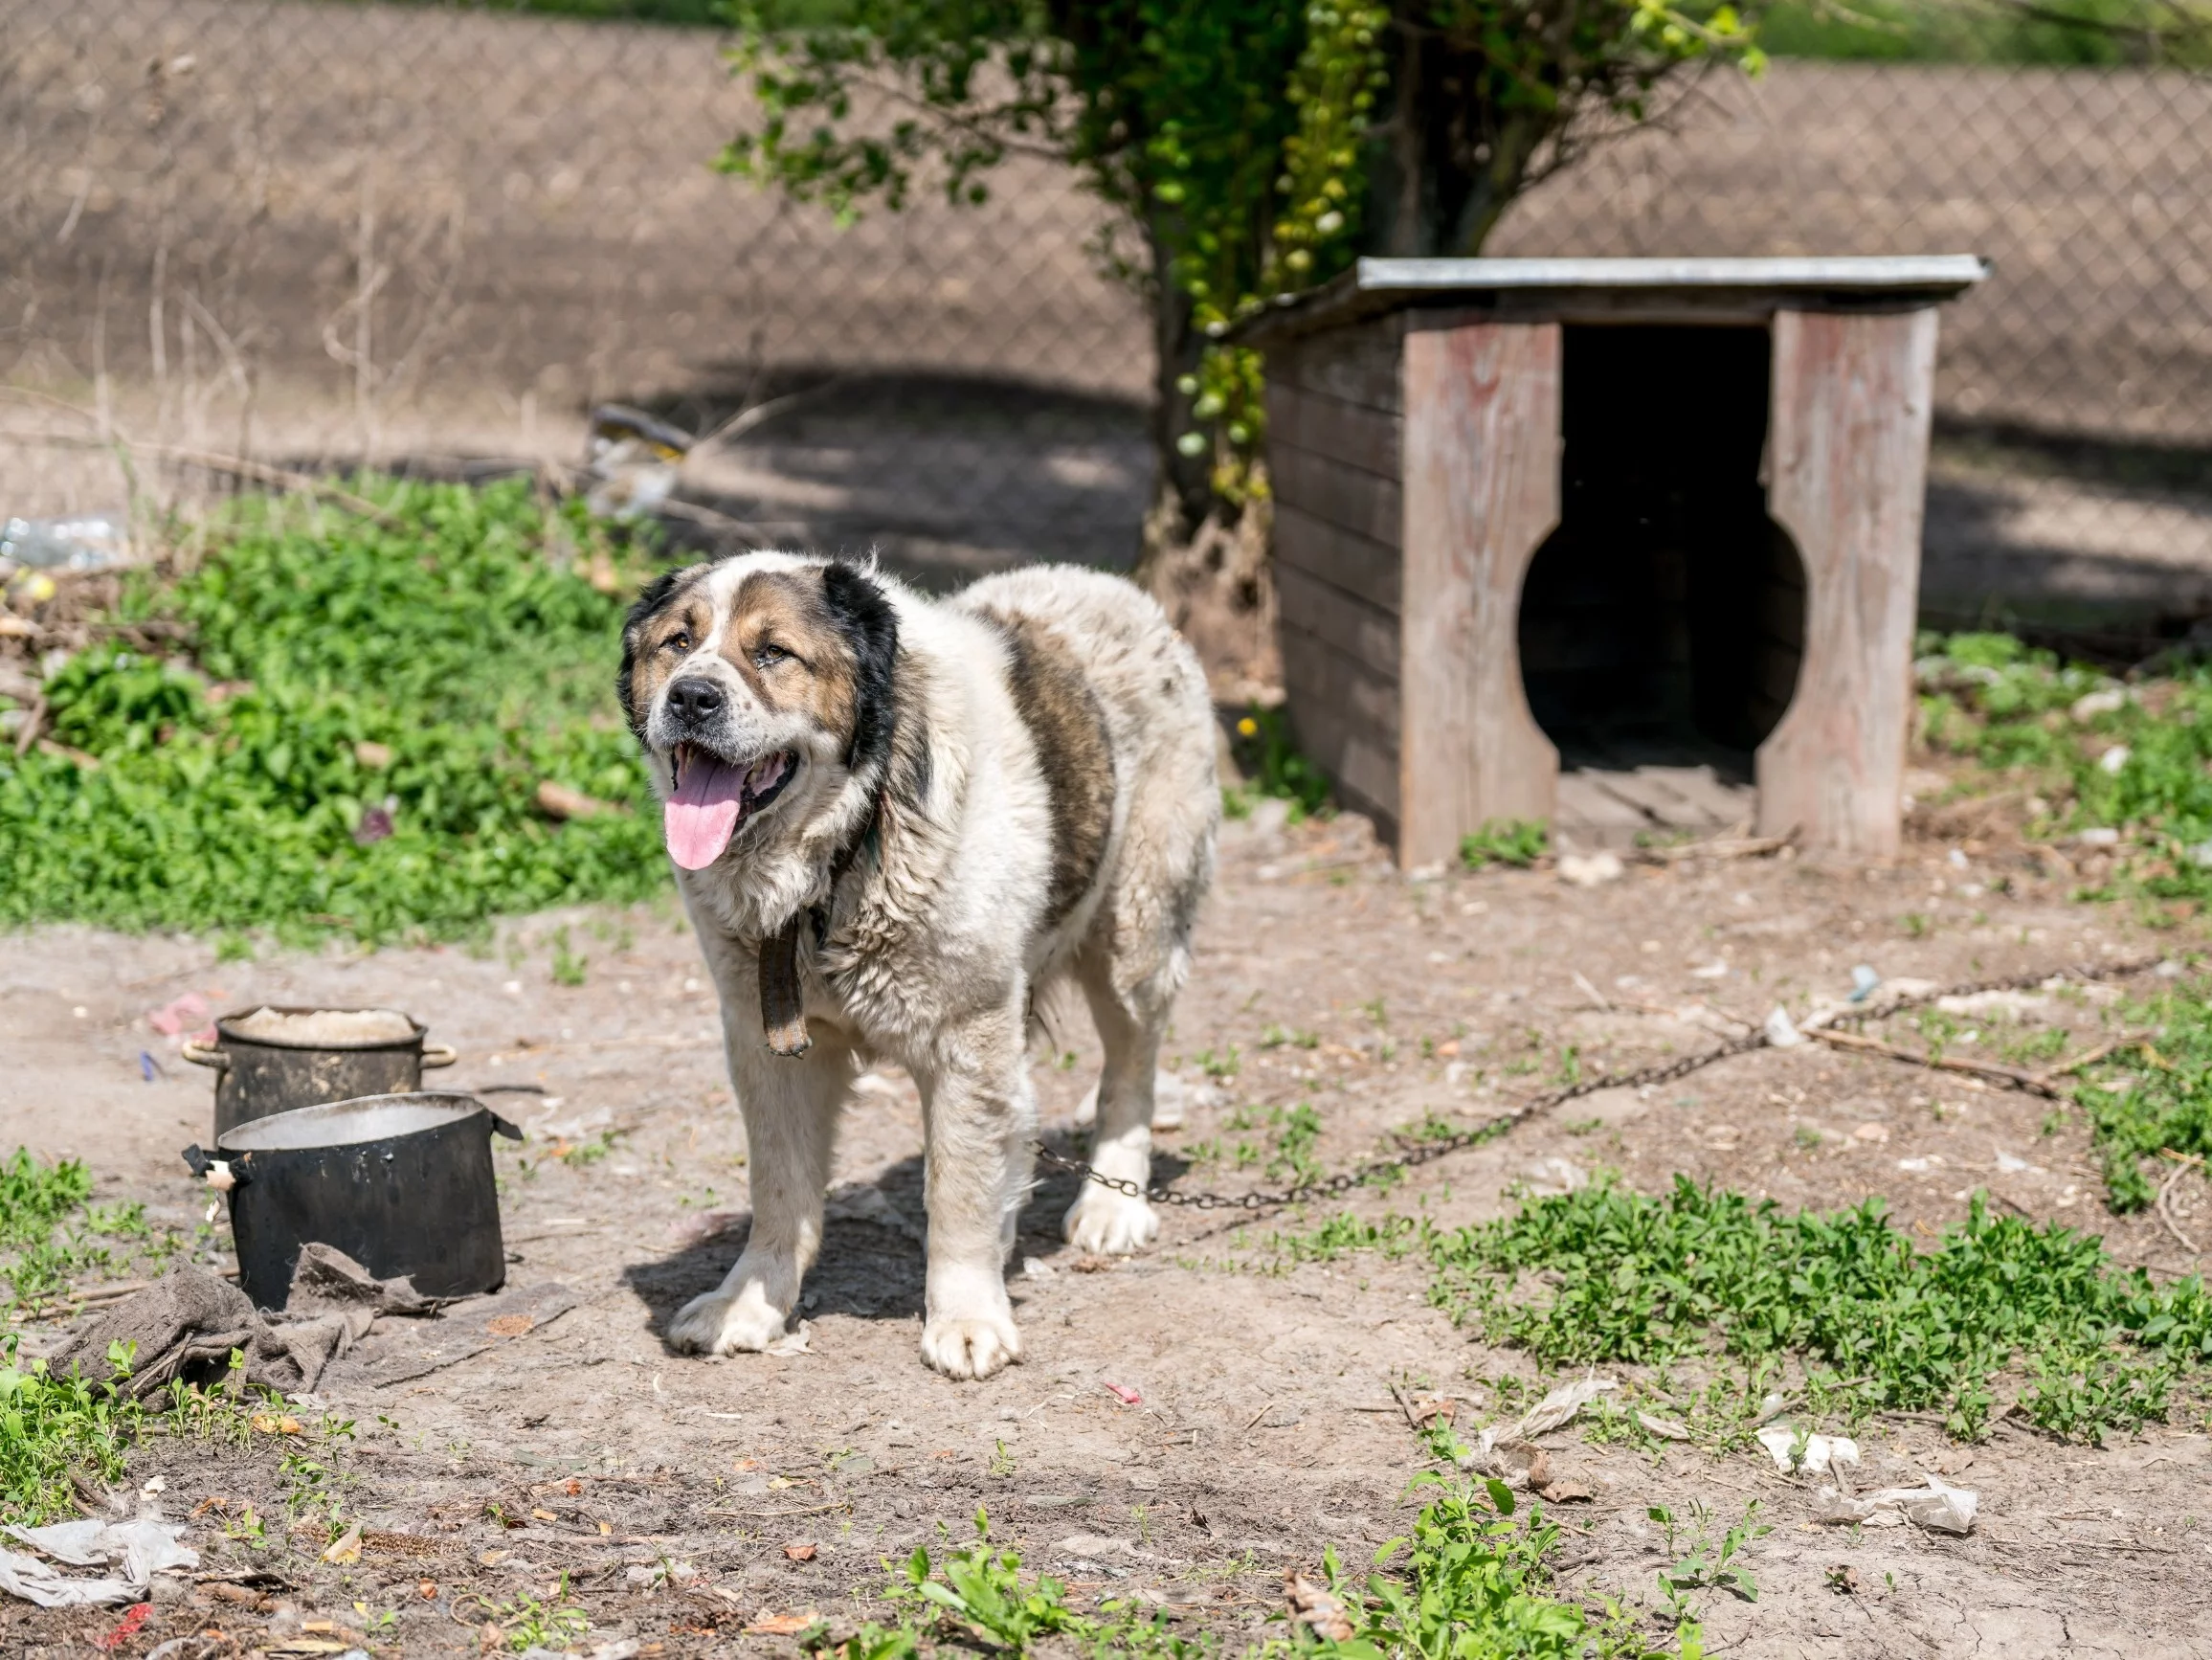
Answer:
[{"xmin": 4, "ymin": 1, "xmax": 2208, "ymax": 637}]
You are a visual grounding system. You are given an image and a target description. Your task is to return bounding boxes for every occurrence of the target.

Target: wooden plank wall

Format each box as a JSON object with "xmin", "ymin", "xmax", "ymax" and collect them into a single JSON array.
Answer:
[
  {"xmin": 1755, "ymin": 307, "xmax": 1938, "ymax": 855},
  {"xmin": 1398, "ymin": 320, "xmax": 1564, "ymax": 869},
  {"xmin": 1265, "ymin": 316, "xmax": 1407, "ymax": 840}
]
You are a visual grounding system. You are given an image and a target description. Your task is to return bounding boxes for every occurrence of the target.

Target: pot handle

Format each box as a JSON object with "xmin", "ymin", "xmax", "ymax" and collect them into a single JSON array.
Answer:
[
  {"xmin": 421, "ymin": 1043, "xmax": 458, "ymax": 1069},
  {"xmin": 181, "ymin": 1145, "xmax": 249, "ymax": 1189},
  {"xmin": 487, "ymin": 1111, "xmax": 525, "ymax": 1142},
  {"xmin": 181, "ymin": 1041, "xmax": 229, "ymax": 1070}
]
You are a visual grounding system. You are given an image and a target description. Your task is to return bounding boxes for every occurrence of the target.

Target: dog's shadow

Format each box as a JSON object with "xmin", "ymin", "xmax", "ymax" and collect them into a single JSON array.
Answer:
[{"xmin": 620, "ymin": 1132, "xmax": 1193, "ymax": 1341}]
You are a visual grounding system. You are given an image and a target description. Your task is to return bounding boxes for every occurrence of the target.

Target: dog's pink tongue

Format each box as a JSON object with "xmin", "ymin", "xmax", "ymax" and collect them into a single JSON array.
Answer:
[{"xmin": 664, "ymin": 753, "xmax": 745, "ymax": 870}]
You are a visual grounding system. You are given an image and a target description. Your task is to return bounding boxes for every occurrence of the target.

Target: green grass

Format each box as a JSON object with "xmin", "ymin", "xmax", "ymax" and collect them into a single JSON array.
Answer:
[
  {"xmin": 1428, "ymin": 1177, "xmax": 2212, "ymax": 1442},
  {"xmin": 1757, "ymin": 0, "xmax": 2212, "ymax": 67},
  {"xmin": 0, "ymin": 480, "xmax": 668, "ymax": 944},
  {"xmin": 1915, "ymin": 632, "xmax": 2212, "ymax": 909},
  {"xmin": 822, "ymin": 1498, "xmax": 1686, "ymax": 1660},
  {"xmin": 0, "ymin": 1149, "xmax": 168, "ymax": 1310},
  {"xmin": 2071, "ymin": 989, "xmax": 2212, "ymax": 1211},
  {"xmin": 1461, "ymin": 819, "xmax": 1549, "ymax": 870},
  {"xmin": 0, "ymin": 1336, "xmax": 140, "ymax": 1524},
  {"xmin": 1222, "ymin": 704, "xmax": 1332, "ymax": 824}
]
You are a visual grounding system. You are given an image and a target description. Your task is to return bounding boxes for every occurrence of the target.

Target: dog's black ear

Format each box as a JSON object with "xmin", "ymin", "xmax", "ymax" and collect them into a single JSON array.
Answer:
[
  {"xmin": 616, "ymin": 567, "xmax": 688, "ymax": 737},
  {"xmin": 821, "ymin": 560, "xmax": 899, "ymax": 777}
]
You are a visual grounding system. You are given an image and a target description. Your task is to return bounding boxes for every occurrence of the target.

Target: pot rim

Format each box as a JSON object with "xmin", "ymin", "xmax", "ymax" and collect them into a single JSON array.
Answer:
[
  {"xmin": 216, "ymin": 1090, "xmax": 490, "ymax": 1154},
  {"xmin": 211, "ymin": 1004, "xmax": 429, "ymax": 1053}
]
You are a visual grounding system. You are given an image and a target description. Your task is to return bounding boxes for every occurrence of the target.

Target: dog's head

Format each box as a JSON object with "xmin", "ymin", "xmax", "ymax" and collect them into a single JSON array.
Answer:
[{"xmin": 617, "ymin": 553, "xmax": 898, "ymax": 872}]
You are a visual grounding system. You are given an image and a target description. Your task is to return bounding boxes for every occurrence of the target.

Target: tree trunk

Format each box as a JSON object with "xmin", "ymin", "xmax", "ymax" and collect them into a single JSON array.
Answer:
[
  {"xmin": 1367, "ymin": 22, "xmax": 1561, "ymax": 258},
  {"xmin": 1128, "ymin": 214, "xmax": 1281, "ymax": 700}
]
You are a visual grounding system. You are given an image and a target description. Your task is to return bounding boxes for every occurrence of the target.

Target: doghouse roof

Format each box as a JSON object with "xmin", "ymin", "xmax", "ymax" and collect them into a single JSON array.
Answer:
[{"xmin": 1232, "ymin": 255, "xmax": 1989, "ymax": 344}]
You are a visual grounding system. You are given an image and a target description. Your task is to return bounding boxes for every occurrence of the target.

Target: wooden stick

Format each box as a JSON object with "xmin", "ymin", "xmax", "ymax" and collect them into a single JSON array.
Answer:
[{"xmin": 1803, "ymin": 1026, "xmax": 2061, "ymax": 1096}]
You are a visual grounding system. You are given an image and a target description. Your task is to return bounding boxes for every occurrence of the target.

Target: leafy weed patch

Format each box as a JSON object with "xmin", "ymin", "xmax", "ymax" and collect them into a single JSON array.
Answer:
[
  {"xmin": 0, "ymin": 1148, "xmax": 174, "ymax": 1311},
  {"xmin": 1429, "ymin": 1177, "xmax": 2212, "ymax": 1442},
  {"xmin": 2067, "ymin": 988, "xmax": 2212, "ymax": 1211},
  {"xmin": 1915, "ymin": 631, "xmax": 2212, "ymax": 907},
  {"xmin": 823, "ymin": 1497, "xmax": 1688, "ymax": 1659},
  {"xmin": 0, "ymin": 480, "xmax": 665, "ymax": 943}
]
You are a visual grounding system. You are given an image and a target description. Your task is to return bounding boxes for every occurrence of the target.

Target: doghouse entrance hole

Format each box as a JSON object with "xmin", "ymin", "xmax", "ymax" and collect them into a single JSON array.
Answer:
[{"xmin": 1517, "ymin": 324, "xmax": 1806, "ymax": 847}]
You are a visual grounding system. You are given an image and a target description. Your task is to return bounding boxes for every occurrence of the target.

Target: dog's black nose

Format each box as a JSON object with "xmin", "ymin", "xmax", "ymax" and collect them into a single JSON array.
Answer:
[{"xmin": 665, "ymin": 678, "xmax": 726, "ymax": 725}]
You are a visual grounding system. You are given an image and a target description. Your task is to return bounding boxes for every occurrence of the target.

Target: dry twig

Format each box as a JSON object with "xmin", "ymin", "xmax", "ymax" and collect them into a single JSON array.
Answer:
[
  {"xmin": 2155, "ymin": 1152, "xmax": 2204, "ymax": 1255},
  {"xmin": 1804, "ymin": 1026, "xmax": 2061, "ymax": 1096}
]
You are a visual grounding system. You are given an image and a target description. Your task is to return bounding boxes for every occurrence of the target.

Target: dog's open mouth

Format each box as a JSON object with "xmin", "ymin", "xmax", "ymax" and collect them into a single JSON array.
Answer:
[{"xmin": 663, "ymin": 743, "xmax": 798, "ymax": 870}]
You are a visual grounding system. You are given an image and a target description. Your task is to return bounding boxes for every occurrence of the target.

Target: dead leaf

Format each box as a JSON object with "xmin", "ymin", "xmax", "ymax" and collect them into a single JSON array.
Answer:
[
  {"xmin": 535, "ymin": 778, "xmax": 627, "ymax": 821},
  {"xmin": 417, "ymin": 1580, "xmax": 439, "ymax": 1600},
  {"xmin": 1069, "ymin": 1255, "xmax": 1113, "ymax": 1273},
  {"xmin": 487, "ymin": 1314, "xmax": 534, "ymax": 1337},
  {"xmin": 783, "ymin": 1541, "xmax": 817, "ymax": 1561},
  {"xmin": 1539, "ymin": 1480, "xmax": 1594, "ymax": 1503},
  {"xmin": 251, "ymin": 1413, "xmax": 303, "ymax": 1435},
  {"xmin": 1852, "ymin": 1122, "xmax": 1891, "ymax": 1144},
  {"xmin": 1523, "ymin": 1449, "xmax": 1553, "ymax": 1490},
  {"xmin": 190, "ymin": 1494, "xmax": 227, "ymax": 1518},
  {"xmin": 478, "ymin": 1549, "xmax": 510, "ymax": 1568},
  {"xmin": 744, "ymin": 1611, "xmax": 819, "ymax": 1636},
  {"xmin": 1284, "ymin": 1568, "xmax": 1353, "ymax": 1643},
  {"xmin": 1827, "ymin": 1564, "xmax": 1863, "ymax": 1594}
]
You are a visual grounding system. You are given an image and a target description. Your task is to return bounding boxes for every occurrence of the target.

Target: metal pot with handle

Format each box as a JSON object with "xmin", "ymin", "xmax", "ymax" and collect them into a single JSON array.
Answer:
[
  {"xmin": 182, "ymin": 1006, "xmax": 458, "ymax": 1138},
  {"xmin": 184, "ymin": 1092, "xmax": 518, "ymax": 1311}
]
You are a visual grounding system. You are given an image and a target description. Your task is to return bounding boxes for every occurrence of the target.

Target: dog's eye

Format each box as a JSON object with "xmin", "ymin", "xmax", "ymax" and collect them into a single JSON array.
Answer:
[
  {"xmin": 661, "ymin": 631, "xmax": 692, "ymax": 655},
  {"xmin": 752, "ymin": 642, "xmax": 790, "ymax": 669}
]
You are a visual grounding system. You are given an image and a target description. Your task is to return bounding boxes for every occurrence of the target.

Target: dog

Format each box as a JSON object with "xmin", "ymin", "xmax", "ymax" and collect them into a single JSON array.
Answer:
[{"xmin": 617, "ymin": 553, "xmax": 1218, "ymax": 1379}]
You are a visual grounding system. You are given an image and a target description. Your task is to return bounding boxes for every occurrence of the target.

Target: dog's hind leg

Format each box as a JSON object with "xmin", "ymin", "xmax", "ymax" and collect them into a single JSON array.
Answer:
[
  {"xmin": 1063, "ymin": 941, "xmax": 1177, "ymax": 1256},
  {"xmin": 667, "ymin": 1033, "xmax": 854, "ymax": 1357}
]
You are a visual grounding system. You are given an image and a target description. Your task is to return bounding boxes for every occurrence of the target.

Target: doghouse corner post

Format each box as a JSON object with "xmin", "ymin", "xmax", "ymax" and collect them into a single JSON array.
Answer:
[
  {"xmin": 1755, "ymin": 306, "xmax": 1939, "ymax": 857},
  {"xmin": 1398, "ymin": 319, "xmax": 1564, "ymax": 869}
]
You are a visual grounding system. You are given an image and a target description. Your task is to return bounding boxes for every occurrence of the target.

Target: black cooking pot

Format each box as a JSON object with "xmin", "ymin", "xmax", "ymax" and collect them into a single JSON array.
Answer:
[
  {"xmin": 182, "ymin": 1006, "xmax": 458, "ymax": 1138},
  {"xmin": 184, "ymin": 1092, "xmax": 520, "ymax": 1312}
]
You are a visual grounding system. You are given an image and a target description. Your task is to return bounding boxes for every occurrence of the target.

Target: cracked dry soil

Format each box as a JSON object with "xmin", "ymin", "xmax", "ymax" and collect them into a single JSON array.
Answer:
[{"xmin": 5, "ymin": 802, "xmax": 2211, "ymax": 1658}]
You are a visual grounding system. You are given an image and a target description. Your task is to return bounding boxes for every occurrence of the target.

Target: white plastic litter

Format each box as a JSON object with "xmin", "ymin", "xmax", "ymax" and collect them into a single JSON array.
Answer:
[
  {"xmin": 1755, "ymin": 1424, "xmax": 1860, "ymax": 1477},
  {"xmin": 1762, "ymin": 1006, "xmax": 1803, "ymax": 1047},
  {"xmin": 1456, "ymin": 1376, "xmax": 1619, "ymax": 1484},
  {"xmin": 1519, "ymin": 1156, "xmax": 1589, "ymax": 1197},
  {"xmin": 1515, "ymin": 1376, "xmax": 1619, "ymax": 1438},
  {"xmin": 1848, "ymin": 965, "xmax": 1881, "ymax": 1002},
  {"xmin": 2070, "ymin": 687, "xmax": 2128, "ymax": 722},
  {"xmin": 2098, "ymin": 745, "xmax": 2131, "ymax": 775},
  {"xmin": 0, "ymin": 1517, "xmax": 196, "ymax": 1607},
  {"xmin": 1812, "ymin": 1474, "xmax": 1977, "ymax": 1535},
  {"xmin": 1558, "ymin": 851, "xmax": 1624, "ymax": 888}
]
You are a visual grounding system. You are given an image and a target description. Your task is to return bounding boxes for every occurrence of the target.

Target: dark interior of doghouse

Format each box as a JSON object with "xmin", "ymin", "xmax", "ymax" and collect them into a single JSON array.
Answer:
[{"xmin": 1517, "ymin": 324, "xmax": 1805, "ymax": 837}]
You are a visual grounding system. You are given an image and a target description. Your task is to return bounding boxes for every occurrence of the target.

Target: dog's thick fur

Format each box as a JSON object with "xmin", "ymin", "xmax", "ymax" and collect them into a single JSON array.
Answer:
[{"xmin": 618, "ymin": 553, "xmax": 1218, "ymax": 1379}]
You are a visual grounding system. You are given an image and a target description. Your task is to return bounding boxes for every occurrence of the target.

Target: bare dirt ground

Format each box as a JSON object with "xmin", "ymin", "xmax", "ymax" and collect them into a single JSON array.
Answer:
[{"xmin": 5, "ymin": 790, "xmax": 2212, "ymax": 1658}]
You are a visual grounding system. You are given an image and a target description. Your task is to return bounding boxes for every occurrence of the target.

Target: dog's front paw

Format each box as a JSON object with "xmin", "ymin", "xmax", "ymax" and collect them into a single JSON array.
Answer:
[
  {"xmin": 1063, "ymin": 1184, "xmax": 1159, "ymax": 1256},
  {"xmin": 667, "ymin": 1288, "xmax": 789, "ymax": 1356},
  {"xmin": 920, "ymin": 1312, "xmax": 1022, "ymax": 1380}
]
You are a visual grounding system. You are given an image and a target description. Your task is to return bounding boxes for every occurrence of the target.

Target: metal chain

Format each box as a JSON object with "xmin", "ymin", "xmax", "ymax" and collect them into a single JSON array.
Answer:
[
  {"xmin": 1034, "ymin": 952, "xmax": 2177, "ymax": 1213},
  {"xmin": 1037, "ymin": 1029, "xmax": 1773, "ymax": 1211}
]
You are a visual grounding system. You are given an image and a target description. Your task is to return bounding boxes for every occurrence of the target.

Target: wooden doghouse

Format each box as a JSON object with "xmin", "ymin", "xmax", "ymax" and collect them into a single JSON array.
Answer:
[{"xmin": 1241, "ymin": 256, "xmax": 1987, "ymax": 865}]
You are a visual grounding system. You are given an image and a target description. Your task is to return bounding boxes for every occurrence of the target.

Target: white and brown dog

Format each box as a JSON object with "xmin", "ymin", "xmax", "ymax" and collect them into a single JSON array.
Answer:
[{"xmin": 617, "ymin": 554, "xmax": 1217, "ymax": 1379}]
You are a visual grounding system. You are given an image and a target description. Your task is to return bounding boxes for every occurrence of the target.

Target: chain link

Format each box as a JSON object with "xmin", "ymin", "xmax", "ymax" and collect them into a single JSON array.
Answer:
[{"xmin": 1036, "ymin": 953, "xmax": 2175, "ymax": 1213}]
